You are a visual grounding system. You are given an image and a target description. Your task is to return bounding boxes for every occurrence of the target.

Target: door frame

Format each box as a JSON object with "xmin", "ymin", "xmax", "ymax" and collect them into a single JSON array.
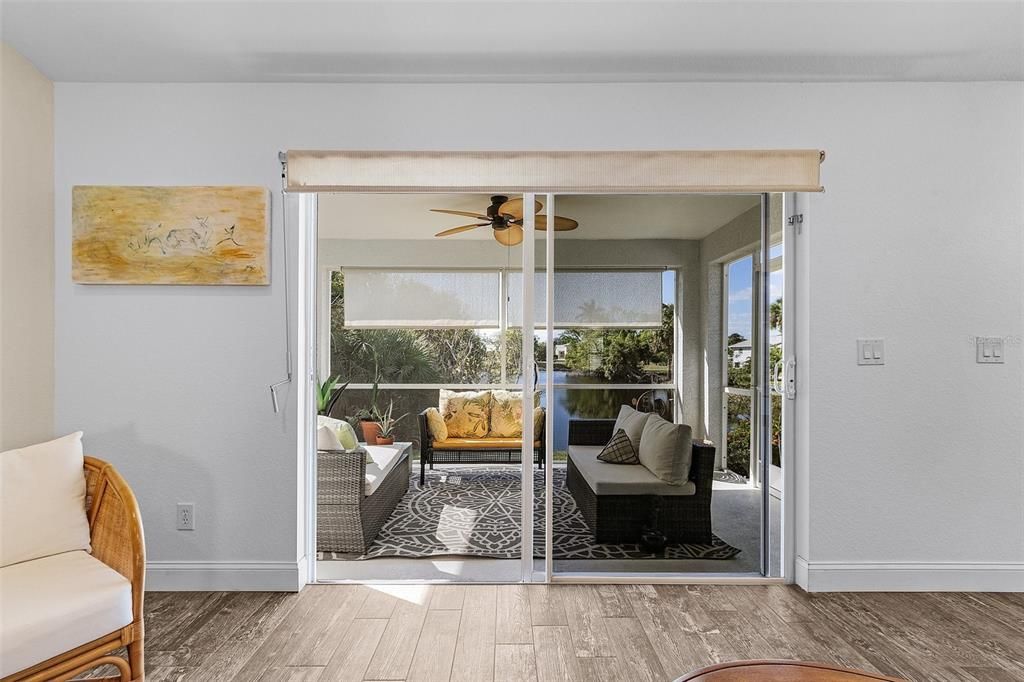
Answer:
[{"xmin": 288, "ymin": 150, "xmax": 822, "ymax": 586}]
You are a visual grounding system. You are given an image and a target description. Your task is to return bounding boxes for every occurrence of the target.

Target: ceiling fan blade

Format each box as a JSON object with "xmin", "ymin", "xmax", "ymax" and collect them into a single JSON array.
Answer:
[
  {"xmin": 434, "ymin": 223, "xmax": 488, "ymax": 238},
  {"xmin": 430, "ymin": 208, "xmax": 490, "ymax": 220},
  {"xmin": 493, "ymin": 226, "xmax": 524, "ymax": 246},
  {"xmin": 534, "ymin": 215, "xmax": 579, "ymax": 231},
  {"xmin": 497, "ymin": 197, "xmax": 544, "ymax": 219}
]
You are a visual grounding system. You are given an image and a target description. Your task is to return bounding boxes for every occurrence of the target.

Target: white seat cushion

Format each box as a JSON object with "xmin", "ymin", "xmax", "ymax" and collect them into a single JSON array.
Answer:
[
  {"xmin": 364, "ymin": 444, "xmax": 406, "ymax": 496},
  {"xmin": 0, "ymin": 550, "xmax": 133, "ymax": 677},
  {"xmin": 568, "ymin": 445, "xmax": 696, "ymax": 496}
]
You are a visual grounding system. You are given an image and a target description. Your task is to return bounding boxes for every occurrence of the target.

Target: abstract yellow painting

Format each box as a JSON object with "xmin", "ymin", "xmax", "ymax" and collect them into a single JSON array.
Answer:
[{"xmin": 72, "ymin": 185, "xmax": 270, "ymax": 285}]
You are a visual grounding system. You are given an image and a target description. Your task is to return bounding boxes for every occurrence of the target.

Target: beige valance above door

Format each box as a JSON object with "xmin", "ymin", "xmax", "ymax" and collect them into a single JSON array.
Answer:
[{"xmin": 284, "ymin": 149, "xmax": 825, "ymax": 194}]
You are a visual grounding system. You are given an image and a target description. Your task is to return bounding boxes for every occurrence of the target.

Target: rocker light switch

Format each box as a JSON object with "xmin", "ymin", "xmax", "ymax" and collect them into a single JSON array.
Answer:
[
  {"xmin": 857, "ymin": 339, "xmax": 884, "ymax": 365},
  {"xmin": 976, "ymin": 337, "xmax": 1005, "ymax": 364}
]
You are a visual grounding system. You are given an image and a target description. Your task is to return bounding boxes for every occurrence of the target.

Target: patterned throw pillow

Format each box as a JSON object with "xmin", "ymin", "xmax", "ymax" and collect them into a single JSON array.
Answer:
[
  {"xmin": 597, "ymin": 428, "xmax": 640, "ymax": 465},
  {"xmin": 439, "ymin": 389, "xmax": 492, "ymax": 438},
  {"xmin": 489, "ymin": 390, "xmax": 525, "ymax": 437}
]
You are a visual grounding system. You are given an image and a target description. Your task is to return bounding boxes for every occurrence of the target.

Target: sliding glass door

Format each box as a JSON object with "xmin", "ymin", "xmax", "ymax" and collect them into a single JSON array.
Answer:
[{"xmin": 311, "ymin": 190, "xmax": 792, "ymax": 583}]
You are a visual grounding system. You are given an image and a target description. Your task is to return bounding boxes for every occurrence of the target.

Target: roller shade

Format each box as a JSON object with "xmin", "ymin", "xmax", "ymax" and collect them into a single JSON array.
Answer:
[
  {"xmin": 286, "ymin": 149, "xmax": 824, "ymax": 193},
  {"xmin": 342, "ymin": 269, "xmax": 499, "ymax": 328},
  {"xmin": 508, "ymin": 270, "xmax": 664, "ymax": 328}
]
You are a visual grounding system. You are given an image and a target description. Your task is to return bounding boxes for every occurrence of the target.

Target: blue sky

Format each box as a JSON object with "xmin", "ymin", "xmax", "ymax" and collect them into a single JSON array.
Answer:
[{"xmin": 728, "ymin": 249, "xmax": 784, "ymax": 341}]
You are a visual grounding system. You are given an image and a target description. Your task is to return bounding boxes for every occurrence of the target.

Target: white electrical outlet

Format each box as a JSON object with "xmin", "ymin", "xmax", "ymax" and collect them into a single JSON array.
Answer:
[{"xmin": 176, "ymin": 503, "xmax": 195, "ymax": 531}]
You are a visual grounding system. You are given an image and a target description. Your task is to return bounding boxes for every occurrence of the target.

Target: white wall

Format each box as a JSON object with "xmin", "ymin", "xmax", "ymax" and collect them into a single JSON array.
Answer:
[
  {"xmin": 54, "ymin": 82, "xmax": 1023, "ymax": 591},
  {"xmin": 1, "ymin": 44, "xmax": 54, "ymax": 451}
]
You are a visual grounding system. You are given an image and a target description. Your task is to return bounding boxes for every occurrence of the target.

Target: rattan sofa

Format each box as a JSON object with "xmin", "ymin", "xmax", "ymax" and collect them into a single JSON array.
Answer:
[
  {"xmin": 417, "ymin": 408, "xmax": 545, "ymax": 485},
  {"xmin": 567, "ymin": 418, "xmax": 715, "ymax": 544},
  {"xmin": 317, "ymin": 446, "xmax": 409, "ymax": 554},
  {"xmin": 2, "ymin": 456, "xmax": 145, "ymax": 682}
]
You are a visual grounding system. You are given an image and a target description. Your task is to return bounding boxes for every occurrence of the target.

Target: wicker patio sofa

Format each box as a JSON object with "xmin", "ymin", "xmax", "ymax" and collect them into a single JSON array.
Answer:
[
  {"xmin": 418, "ymin": 407, "xmax": 545, "ymax": 485},
  {"xmin": 316, "ymin": 445, "xmax": 409, "ymax": 554},
  {"xmin": 566, "ymin": 418, "xmax": 715, "ymax": 544}
]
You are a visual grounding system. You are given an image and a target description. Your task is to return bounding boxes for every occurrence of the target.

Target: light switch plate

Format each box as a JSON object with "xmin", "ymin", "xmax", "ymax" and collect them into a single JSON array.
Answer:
[
  {"xmin": 976, "ymin": 336, "xmax": 1005, "ymax": 364},
  {"xmin": 857, "ymin": 338, "xmax": 884, "ymax": 365}
]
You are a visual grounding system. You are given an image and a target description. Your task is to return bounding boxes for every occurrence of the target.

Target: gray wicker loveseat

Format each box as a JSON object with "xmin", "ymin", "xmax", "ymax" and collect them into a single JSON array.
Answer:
[
  {"xmin": 317, "ymin": 444, "xmax": 409, "ymax": 554},
  {"xmin": 567, "ymin": 418, "xmax": 715, "ymax": 544}
]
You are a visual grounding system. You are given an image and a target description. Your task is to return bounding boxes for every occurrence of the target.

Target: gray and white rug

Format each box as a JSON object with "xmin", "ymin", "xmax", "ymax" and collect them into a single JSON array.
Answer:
[{"xmin": 321, "ymin": 467, "xmax": 740, "ymax": 561}]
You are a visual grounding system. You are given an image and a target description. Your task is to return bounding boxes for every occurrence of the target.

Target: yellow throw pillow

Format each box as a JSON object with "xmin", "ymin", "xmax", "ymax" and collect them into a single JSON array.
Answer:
[
  {"xmin": 489, "ymin": 390, "xmax": 525, "ymax": 437},
  {"xmin": 439, "ymin": 389, "xmax": 491, "ymax": 438},
  {"xmin": 533, "ymin": 406, "xmax": 545, "ymax": 438},
  {"xmin": 424, "ymin": 407, "xmax": 448, "ymax": 442}
]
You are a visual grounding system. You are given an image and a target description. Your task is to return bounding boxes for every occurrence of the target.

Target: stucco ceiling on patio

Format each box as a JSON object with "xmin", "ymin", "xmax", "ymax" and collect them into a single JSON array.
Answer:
[
  {"xmin": 316, "ymin": 193, "xmax": 760, "ymax": 241},
  {"xmin": 2, "ymin": 1, "xmax": 1021, "ymax": 83}
]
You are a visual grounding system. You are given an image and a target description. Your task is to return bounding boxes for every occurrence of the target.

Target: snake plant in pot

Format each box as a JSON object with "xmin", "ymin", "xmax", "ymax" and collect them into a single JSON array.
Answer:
[{"xmin": 372, "ymin": 400, "xmax": 407, "ymax": 446}]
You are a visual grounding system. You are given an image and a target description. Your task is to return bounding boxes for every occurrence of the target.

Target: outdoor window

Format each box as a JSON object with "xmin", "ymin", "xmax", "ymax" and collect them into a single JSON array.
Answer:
[{"xmin": 322, "ymin": 267, "xmax": 677, "ymax": 455}]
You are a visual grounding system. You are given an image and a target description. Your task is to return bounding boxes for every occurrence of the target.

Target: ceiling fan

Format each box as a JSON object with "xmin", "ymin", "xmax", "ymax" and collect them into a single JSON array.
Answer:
[{"xmin": 430, "ymin": 195, "xmax": 578, "ymax": 246}]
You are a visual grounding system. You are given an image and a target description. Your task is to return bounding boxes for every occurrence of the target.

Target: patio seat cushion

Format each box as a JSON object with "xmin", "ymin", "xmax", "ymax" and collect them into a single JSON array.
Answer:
[
  {"xmin": 0, "ymin": 550, "xmax": 132, "ymax": 678},
  {"xmin": 365, "ymin": 444, "xmax": 407, "ymax": 496},
  {"xmin": 568, "ymin": 445, "xmax": 696, "ymax": 496},
  {"xmin": 433, "ymin": 437, "xmax": 542, "ymax": 450}
]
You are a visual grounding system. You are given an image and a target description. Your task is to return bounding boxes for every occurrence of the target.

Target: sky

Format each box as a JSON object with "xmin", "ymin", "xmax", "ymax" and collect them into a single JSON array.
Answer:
[{"xmin": 727, "ymin": 246, "xmax": 784, "ymax": 341}]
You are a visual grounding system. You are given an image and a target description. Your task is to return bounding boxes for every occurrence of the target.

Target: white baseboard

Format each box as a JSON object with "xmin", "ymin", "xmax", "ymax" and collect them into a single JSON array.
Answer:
[
  {"xmin": 146, "ymin": 560, "xmax": 306, "ymax": 591},
  {"xmin": 797, "ymin": 558, "xmax": 1024, "ymax": 592}
]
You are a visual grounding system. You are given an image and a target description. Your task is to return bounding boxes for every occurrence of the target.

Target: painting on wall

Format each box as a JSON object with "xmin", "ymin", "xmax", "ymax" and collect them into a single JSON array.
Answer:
[{"xmin": 72, "ymin": 185, "xmax": 270, "ymax": 285}]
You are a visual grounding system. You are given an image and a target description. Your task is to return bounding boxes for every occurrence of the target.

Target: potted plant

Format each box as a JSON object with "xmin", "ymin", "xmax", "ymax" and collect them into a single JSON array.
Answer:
[
  {"xmin": 372, "ymin": 400, "xmax": 407, "ymax": 446},
  {"xmin": 316, "ymin": 376, "xmax": 358, "ymax": 451},
  {"xmin": 354, "ymin": 372, "xmax": 383, "ymax": 444},
  {"xmin": 316, "ymin": 375, "xmax": 349, "ymax": 417}
]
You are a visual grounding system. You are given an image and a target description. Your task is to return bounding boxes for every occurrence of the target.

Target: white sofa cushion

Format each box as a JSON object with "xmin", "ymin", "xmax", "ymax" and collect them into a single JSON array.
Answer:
[
  {"xmin": 568, "ymin": 445, "xmax": 695, "ymax": 496},
  {"xmin": 364, "ymin": 444, "xmax": 406, "ymax": 496},
  {"xmin": 0, "ymin": 432, "xmax": 91, "ymax": 567},
  {"xmin": 612, "ymin": 405, "xmax": 650, "ymax": 452},
  {"xmin": 638, "ymin": 415, "xmax": 693, "ymax": 485},
  {"xmin": 0, "ymin": 550, "xmax": 133, "ymax": 677}
]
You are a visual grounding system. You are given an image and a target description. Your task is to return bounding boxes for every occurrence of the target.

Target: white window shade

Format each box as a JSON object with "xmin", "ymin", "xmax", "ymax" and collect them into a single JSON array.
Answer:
[
  {"xmin": 342, "ymin": 270, "xmax": 500, "ymax": 328},
  {"xmin": 508, "ymin": 271, "xmax": 664, "ymax": 328}
]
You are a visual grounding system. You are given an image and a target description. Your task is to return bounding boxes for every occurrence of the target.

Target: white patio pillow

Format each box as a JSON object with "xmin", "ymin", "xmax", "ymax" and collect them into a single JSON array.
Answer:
[
  {"xmin": 316, "ymin": 415, "xmax": 358, "ymax": 450},
  {"xmin": 1, "ymin": 432, "xmax": 91, "ymax": 567},
  {"xmin": 637, "ymin": 415, "xmax": 693, "ymax": 485},
  {"xmin": 612, "ymin": 405, "xmax": 650, "ymax": 452}
]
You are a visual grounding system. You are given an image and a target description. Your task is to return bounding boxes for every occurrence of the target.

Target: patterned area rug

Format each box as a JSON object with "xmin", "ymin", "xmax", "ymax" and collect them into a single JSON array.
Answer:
[{"xmin": 321, "ymin": 467, "xmax": 740, "ymax": 561}]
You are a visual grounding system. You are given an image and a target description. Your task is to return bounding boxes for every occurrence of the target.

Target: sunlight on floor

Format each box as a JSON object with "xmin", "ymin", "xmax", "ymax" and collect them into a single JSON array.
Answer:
[
  {"xmin": 367, "ymin": 584, "xmax": 432, "ymax": 605},
  {"xmin": 437, "ymin": 503, "xmax": 478, "ymax": 553}
]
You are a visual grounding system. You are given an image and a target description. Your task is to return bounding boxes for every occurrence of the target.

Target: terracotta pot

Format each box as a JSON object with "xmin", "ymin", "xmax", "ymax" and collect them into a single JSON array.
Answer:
[
  {"xmin": 376, "ymin": 436, "xmax": 395, "ymax": 446},
  {"xmin": 361, "ymin": 420, "xmax": 380, "ymax": 445}
]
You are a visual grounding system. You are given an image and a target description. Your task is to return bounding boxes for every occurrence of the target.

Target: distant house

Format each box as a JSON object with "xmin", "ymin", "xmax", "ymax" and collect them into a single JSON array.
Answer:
[{"xmin": 729, "ymin": 339, "xmax": 751, "ymax": 366}]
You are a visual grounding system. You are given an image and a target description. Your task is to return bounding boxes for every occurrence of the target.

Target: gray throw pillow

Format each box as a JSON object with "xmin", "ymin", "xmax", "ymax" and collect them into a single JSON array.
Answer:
[
  {"xmin": 637, "ymin": 415, "xmax": 693, "ymax": 485},
  {"xmin": 612, "ymin": 405, "xmax": 650, "ymax": 452},
  {"xmin": 597, "ymin": 429, "xmax": 640, "ymax": 465}
]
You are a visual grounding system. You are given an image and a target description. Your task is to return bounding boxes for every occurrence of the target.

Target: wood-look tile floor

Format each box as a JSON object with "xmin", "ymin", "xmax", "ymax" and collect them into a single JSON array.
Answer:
[{"xmin": 102, "ymin": 585, "xmax": 1024, "ymax": 681}]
